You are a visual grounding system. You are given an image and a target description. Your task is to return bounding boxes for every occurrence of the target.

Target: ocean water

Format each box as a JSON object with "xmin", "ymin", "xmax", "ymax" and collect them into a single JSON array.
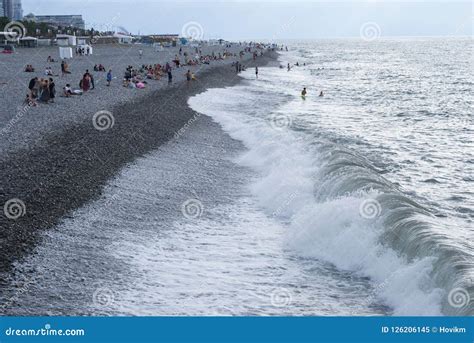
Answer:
[
  {"xmin": 188, "ymin": 38, "xmax": 473, "ymax": 315},
  {"xmin": 3, "ymin": 38, "xmax": 472, "ymax": 316}
]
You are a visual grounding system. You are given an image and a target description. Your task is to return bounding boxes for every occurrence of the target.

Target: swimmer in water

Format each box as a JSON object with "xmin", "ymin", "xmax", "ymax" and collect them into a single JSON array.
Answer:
[{"xmin": 301, "ymin": 87, "xmax": 307, "ymax": 97}]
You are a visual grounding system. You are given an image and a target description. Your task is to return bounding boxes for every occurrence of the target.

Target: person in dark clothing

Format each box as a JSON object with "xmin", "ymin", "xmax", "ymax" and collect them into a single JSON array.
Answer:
[
  {"xmin": 28, "ymin": 77, "xmax": 38, "ymax": 101},
  {"xmin": 165, "ymin": 62, "xmax": 172, "ymax": 83},
  {"xmin": 49, "ymin": 78, "xmax": 56, "ymax": 103},
  {"xmin": 38, "ymin": 79, "xmax": 51, "ymax": 103}
]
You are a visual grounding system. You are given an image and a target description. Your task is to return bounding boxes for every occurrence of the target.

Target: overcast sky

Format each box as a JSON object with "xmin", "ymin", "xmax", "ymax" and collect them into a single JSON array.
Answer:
[{"xmin": 22, "ymin": 0, "xmax": 473, "ymax": 39}]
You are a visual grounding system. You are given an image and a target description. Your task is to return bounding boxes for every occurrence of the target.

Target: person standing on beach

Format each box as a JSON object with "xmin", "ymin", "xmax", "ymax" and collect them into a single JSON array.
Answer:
[
  {"xmin": 165, "ymin": 63, "xmax": 172, "ymax": 83},
  {"xmin": 49, "ymin": 78, "xmax": 56, "ymax": 103},
  {"xmin": 186, "ymin": 70, "xmax": 192, "ymax": 82},
  {"xmin": 255, "ymin": 66, "xmax": 258, "ymax": 79},
  {"xmin": 81, "ymin": 73, "xmax": 91, "ymax": 92},
  {"xmin": 106, "ymin": 69, "xmax": 112, "ymax": 86},
  {"xmin": 84, "ymin": 70, "xmax": 95, "ymax": 90},
  {"xmin": 38, "ymin": 79, "xmax": 51, "ymax": 103},
  {"xmin": 28, "ymin": 77, "xmax": 38, "ymax": 100},
  {"xmin": 139, "ymin": 49, "xmax": 143, "ymax": 59}
]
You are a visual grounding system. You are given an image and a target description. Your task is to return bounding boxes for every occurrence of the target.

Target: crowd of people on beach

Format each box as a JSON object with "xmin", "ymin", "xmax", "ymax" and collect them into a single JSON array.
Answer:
[
  {"xmin": 22, "ymin": 43, "xmax": 269, "ymax": 107},
  {"xmin": 26, "ymin": 76, "xmax": 56, "ymax": 106}
]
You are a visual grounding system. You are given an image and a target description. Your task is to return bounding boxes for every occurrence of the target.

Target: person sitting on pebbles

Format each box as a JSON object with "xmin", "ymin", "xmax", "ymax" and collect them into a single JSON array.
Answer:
[{"xmin": 63, "ymin": 84, "xmax": 82, "ymax": 97}]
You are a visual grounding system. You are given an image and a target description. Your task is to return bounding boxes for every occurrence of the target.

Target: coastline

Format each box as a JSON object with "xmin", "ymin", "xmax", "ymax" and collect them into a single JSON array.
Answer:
[{"xmin": 0, "ymin": 48, "xmax": 279, "ymax": 279}]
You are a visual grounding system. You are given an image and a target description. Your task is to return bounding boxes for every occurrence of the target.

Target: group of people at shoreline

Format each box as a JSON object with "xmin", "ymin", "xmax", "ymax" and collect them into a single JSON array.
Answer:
[{"xmin": 23, "ymin": 44, "xmax": 269, "ymax": 106}]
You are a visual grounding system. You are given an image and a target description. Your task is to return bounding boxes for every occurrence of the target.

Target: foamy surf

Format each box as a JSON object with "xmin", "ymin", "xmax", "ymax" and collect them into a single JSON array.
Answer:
[{"xmin": 188, "ymin": 43, "xmax": 473, "ymax": 315}]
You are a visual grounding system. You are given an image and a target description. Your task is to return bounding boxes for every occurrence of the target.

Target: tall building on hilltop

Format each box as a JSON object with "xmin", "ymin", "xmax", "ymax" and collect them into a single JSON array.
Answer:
[
  {"xmin": 12, "ymin": 0, "xmax": 22, "ymax": 20},
  {"xmin": 23, "ymin": 13, "xmax": 85, "ymax": 29}
]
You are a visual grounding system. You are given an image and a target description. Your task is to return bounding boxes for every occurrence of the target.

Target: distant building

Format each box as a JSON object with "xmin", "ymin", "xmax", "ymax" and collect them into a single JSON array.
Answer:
[
  {"xmin": 23, "ymin": 13, "xmax": 85, "ymax": 29},
  {"xmin": 12, "ymin": 0, "xmax": 22, "ymax": 20},
  {"xmin": 140, "ymin": 34, "xmax": 179, "ymax": 45},
  {"xmin": 2, "ymin": 0, "xmax": 13, "ymax": 19},
  {"xmin": 113, "ymin": 32, "xmax": 133, "ymax": 44}
]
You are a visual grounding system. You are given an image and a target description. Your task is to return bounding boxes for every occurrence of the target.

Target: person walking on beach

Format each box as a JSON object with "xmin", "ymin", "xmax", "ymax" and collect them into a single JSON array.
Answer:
[
  {"xmin": 255, "ymin": 66, "xmax": 258, "ymax": 79},
  {"xmin": 106, "ymin": 69, "xmax": 112, "ymax": 86},
  {"xmin": 287, "ymin": 63, "xmax": 291, "ymax": 71},
  {"xmin": 186, "ymin": 70, "xmax": 192, "ymax": 82}
]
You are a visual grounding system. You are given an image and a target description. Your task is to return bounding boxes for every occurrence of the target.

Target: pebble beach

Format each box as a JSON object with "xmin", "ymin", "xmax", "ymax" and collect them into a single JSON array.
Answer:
[
  {"xmin": 0, "ymin": 44, "xmax": 257, "ymax": 160},
  {"xmin": 0, "ymin": 42, "xmax": 277, "ymax": 281}
]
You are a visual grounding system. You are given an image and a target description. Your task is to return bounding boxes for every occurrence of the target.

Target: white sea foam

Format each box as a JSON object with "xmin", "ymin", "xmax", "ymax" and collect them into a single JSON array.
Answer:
[{"xmin": 188, "ymin": 79, "xmax": 444, "ymax": 315}]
